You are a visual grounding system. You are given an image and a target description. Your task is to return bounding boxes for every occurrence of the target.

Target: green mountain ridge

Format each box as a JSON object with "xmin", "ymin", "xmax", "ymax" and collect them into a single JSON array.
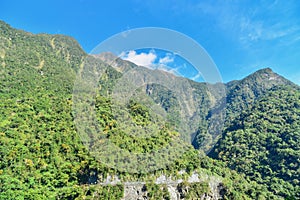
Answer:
[
  {"xmin": 0, "ymin": 20, "xmax": 299, "ymax": 199},
  {"xmin": 210, "ymin": 85, "xmax": 300, "ymax": 198}
]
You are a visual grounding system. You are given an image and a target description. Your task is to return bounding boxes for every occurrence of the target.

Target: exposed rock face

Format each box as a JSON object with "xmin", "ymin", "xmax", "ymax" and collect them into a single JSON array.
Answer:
[
  {"xmin": 121, "ymin": 173, "xmax": 225, "ymax": 200},
  {"xmin": 123, "ymin": 182, "xmax": 225, "ymax": 200},
  {"xmin": 123, "ymin": 185, "xmax": 147, "ymax": 200}
]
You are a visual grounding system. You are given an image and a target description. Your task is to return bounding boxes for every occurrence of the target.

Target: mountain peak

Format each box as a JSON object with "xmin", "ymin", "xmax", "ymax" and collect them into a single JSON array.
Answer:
[
  {"xmin": 256, "ymin": 67, "xmax": 273, "ymax": 72},
  {"xmin": 224, "ymin": 67, "xmax": 294, "ymax": 124},
  {"xmin": 253, "ymin": 67, "xmax": 276, "ymax": 77},
  {"xmin": 239, "ymin": 67, "xmax": 293, "ymax": 87}
]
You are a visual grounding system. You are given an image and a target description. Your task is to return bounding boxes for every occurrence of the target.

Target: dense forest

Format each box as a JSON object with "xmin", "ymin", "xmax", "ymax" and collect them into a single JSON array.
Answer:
[
  {"xmin": 0, "ymin": 20, "xmax": 299, "ymax": 199},
  {"xmin": 210, "ymin": 85, "xmax": 300, "ymax": 198}
]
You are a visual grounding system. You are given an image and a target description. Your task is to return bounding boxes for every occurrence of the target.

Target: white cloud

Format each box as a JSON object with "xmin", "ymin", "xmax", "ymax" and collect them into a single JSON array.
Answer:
[
  {"xmin": 158, "ymin": 54, "xmax": 174, "ymax": 64},
  {"xmin": 195, "ymin": 1, "xmax": 300, "ymax": 48},
  {"xmin": 191, "ymin": 72, "xmax": 203, "ymax": 81},
  {"xmin": 121, "ymin": 50, "xmax": 157, "ymax": 67},
  {"xmin": 120, "ymin": 50, "xmax": 181, "ymax": 77}
]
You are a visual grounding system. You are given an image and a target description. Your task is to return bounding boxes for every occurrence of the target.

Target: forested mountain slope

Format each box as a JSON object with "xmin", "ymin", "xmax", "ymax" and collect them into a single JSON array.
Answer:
[
  {"xmin": 0, "ymin": 20, "xmax": 298, "ymax": 199},
  {"xmin": 209, "ymin": 85, "xmax": 300, "ymax": 199}
]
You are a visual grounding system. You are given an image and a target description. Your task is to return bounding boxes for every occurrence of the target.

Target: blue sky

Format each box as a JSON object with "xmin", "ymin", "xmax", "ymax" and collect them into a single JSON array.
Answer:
[{"xmin": 1, "ymin": 0, "xmax": 300, "ymax": 84}]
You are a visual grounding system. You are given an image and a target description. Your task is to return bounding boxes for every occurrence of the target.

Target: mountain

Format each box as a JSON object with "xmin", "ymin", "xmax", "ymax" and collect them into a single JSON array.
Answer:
[
  {"xmin": 94, "ymin": 52, "xmax": 136, "ymax": 73},
  {"xmin": 209, "ymin": 85, "xmax": 300, "ymax": 198},
  {"xmin": 224, "ymin": 68, "xmax": 295, "ymax": 125},
  {"xmin": 205, "ymin": 68, "xmax": 300, "ymax": 198},
  {"xmin": 0, "ymin": 20, "xmax": 299, "ymax": 199},
  {"xmin": 94, "ymin": 52, "xmax": 300, "ymax": 199}
]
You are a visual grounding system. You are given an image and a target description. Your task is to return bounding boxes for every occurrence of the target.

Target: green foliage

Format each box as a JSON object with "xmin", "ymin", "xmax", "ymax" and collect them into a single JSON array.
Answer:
[
  {"xmin": 94, "ymin": 95, "xmax": 180, "ymax": 155},
  {"xmin": 127, "ymin": 99, "xmax": 151, "ymax": 126},
  {"xmin": 0, "ymin": 20, "xmax": 296, "ymax": 199},
  {"xmin": 224, "ymin": 68, "xmax": 293, "ymax": 126},
  {"xmin": 0, "ymin": 20, "xmax": 119, "ymax": 199},
  {"xmin": 145, "ymin": 182, "xmax": 170, "ymax": 200},
  {"xmin": 177, "ymin": 181, "xmax": 210, "ymax": 199},
  {"xmin": 210, "ymin": 86, "xmax": 300, "ymax": 199}
]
